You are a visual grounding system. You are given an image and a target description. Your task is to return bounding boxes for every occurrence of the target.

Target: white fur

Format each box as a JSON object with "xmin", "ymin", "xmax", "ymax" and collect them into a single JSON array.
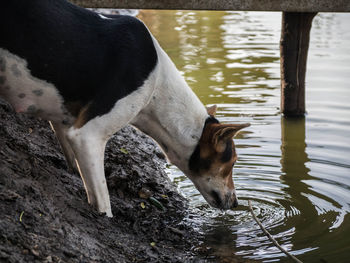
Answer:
[{"xmin": 131, "ymin": 37, "xmax": 208, "ymax": 172}]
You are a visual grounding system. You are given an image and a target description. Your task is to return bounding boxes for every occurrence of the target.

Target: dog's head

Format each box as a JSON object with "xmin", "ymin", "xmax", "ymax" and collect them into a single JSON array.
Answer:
[{"xmin": 187, "ymin": 105, "xmax": 250, "ymax": 209}]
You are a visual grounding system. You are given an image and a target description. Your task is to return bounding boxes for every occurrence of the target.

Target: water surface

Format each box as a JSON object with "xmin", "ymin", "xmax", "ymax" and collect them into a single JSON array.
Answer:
[{"xmin": 139, "ymin": 10, "xmax": 350, "ymax": 262}]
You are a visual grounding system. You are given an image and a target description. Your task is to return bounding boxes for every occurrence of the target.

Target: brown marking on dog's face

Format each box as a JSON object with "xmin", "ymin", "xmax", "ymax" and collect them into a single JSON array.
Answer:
[{"xmin": 188, "ymin": 119, "xmax": 250, "ymax": 209}]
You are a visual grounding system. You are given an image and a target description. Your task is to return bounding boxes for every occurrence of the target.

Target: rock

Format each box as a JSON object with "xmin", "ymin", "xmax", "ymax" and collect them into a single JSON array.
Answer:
[{"xmin": 138, "ymin": 187, "xmax": 152, "ymax": 199}]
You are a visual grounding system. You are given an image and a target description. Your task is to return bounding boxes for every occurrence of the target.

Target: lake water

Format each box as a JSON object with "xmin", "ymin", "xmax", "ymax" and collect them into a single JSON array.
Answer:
[{"xmin": 139, "ymin": 10, "xmax": 350, "ymax": 262}]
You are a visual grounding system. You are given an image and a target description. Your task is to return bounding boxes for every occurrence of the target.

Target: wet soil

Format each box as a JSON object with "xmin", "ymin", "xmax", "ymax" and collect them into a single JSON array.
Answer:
[{"xmin": 0, "ymin": 99, "xmax": 204, "ymax": 263}]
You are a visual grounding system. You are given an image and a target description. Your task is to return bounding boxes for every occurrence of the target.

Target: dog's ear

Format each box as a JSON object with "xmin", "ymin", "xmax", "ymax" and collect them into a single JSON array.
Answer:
[
  {"xmin": 206, "ymin": 105, "xmax": 217, "ymax": 116},
  {"xmin": 213, "ymin": 123, "xmax": 250, "ymax": 153}
]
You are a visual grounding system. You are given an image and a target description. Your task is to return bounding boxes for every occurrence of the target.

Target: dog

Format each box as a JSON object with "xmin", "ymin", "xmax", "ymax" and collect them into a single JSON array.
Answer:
[{"xmin": 0, "ymin": 0, "xmax": 250, "ymax": 217}]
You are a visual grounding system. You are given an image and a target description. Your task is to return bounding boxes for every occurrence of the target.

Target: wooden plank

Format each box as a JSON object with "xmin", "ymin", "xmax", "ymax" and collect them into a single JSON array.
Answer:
[
  {"xmin": 70, "ymin": 0, "xmax": 350, "ymax": 12},
  {"xmin": 280, "ymin": 12, "xmax": 317, "ymax": 117}
]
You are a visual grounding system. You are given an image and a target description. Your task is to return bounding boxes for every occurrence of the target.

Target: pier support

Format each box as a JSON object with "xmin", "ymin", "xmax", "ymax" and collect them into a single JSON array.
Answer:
[{"xmin": 280, "ymin": 12, "xmax": 317, "ymax": 117}]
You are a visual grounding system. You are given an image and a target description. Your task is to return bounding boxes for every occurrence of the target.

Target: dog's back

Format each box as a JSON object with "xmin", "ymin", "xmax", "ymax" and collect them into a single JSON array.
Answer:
[{"xmin": 0, "ymin": 0, "xmax": 157, "ymax": 125}]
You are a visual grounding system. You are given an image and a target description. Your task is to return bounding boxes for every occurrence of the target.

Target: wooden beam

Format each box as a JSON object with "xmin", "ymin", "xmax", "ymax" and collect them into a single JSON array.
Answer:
[
  {"xmin": 280, "ymin": 12, "xmax": 316, "ymax": 117},
  {"xmin": 70, "ymin": 0, "xmax": 350, "ymax": 12}
]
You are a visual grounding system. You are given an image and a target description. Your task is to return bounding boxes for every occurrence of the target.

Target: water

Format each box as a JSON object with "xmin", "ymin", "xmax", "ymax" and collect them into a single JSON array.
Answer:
[{"xmin": 139, "ymin": 10, "xmax": 350, "ymax": 262}]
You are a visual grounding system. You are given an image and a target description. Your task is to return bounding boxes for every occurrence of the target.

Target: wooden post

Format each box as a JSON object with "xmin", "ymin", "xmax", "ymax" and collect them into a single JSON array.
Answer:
[{"xmin": 280, "ymin": 12, "xmax": 317, "ymax": 117}]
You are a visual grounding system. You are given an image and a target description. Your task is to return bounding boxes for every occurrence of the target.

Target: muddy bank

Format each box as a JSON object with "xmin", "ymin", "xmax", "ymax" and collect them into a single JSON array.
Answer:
[{"xmin": 0, "ymin": 99, "xmax": 206, "ymax": 263}]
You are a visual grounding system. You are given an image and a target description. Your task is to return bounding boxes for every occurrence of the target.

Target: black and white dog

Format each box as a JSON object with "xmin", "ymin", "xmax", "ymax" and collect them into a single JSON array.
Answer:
[{"xmin": 0, "ymin": 0, "xmax": 249, "ymax": 217}]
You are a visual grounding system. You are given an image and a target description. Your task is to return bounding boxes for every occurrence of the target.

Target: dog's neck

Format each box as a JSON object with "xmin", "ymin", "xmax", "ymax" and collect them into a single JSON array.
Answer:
[{"xmin": 132, "ymin": 40, "xmax": 208, "ymax": 172}]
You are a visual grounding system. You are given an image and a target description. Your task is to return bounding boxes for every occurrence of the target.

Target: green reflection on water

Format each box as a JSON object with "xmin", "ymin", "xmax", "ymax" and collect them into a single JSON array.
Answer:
[
  {"xmin": 280, "ymin": 117, "xmax": 350, "ymax": 262},
  {"xmin": 139, "ymin": 10, "xmax": 280, "ymax": 112}
]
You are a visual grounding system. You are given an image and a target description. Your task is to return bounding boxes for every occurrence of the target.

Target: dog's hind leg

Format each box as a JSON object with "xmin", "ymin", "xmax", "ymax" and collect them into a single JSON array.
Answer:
[{"xmin": 49, "ymin": 121, "xmax": 79, "ymax": 174}]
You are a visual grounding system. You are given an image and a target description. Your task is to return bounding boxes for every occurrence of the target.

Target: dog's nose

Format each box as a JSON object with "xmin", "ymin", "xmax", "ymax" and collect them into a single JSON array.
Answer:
[{"xmin": 210, "ymin": 190, "xmax": 238, "ymax": 209}]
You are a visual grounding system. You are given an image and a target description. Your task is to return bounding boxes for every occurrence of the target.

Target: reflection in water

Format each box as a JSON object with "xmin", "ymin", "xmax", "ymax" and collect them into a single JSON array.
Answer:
[
  {"xmin": 279, "ymin": 117, "xmax": 319, "ymax": 261},
  {"xmin": 280, "ymin": 117, "xmax": 312, "ymax": 218},
  {"xmin": 140, "ymin": 10, "xmax": 350, "ymax": 262},
  {"xmin": 280, "ymin": 117, "xmax": 350, "ymax": 262},
  {"xmin": 199, "ymin": 223, "xmax": 239, "ymax": 261}
]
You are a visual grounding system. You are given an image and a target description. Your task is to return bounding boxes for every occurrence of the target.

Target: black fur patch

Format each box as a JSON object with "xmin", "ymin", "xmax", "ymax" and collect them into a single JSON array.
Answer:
[
  {"xmin": 189, "ymin": 116, "xmax": 219, "ymax": 173},
  {"xmin": 221, "ymin": 140, "xmax": 233, "ymax": 163},
  {"xmin": 0, "ymin": 0, "xmax": 158, "ymax": 122},
  {"xmin": 188, "ymin": 145, "xmax": 201, "ymax": 173},
  {"xmin": 205, "ymin": 116, "xmax": 219, "ymax": 126}
]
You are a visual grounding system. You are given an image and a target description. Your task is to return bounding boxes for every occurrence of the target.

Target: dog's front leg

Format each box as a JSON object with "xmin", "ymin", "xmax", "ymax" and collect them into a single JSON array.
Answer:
[
  {"xmin": 63, "ymin": 80, "xmax": 156, "ymax": 217},
  {"xmin": 67, "ymin": 125, "xmax": 112, "ymax": 217}
]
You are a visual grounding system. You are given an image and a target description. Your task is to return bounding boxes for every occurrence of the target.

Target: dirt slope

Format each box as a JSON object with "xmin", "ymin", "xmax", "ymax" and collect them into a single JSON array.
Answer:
[{"xmin": 0, "ymin": 99, "xmax": 204, "ymax": 263}]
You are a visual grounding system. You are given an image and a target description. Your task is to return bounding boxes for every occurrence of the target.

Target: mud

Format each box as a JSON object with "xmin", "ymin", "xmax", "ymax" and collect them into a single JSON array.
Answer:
[{"xmin": 0, "ymin": 99, "xmax": 206, "ymax": 263}]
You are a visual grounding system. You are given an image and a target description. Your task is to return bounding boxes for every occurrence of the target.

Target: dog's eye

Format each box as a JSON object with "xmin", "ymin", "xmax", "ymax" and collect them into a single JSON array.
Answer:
[{"xmin": 232, "ymin": 161, "xmax": 236, "ymax": 168}]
